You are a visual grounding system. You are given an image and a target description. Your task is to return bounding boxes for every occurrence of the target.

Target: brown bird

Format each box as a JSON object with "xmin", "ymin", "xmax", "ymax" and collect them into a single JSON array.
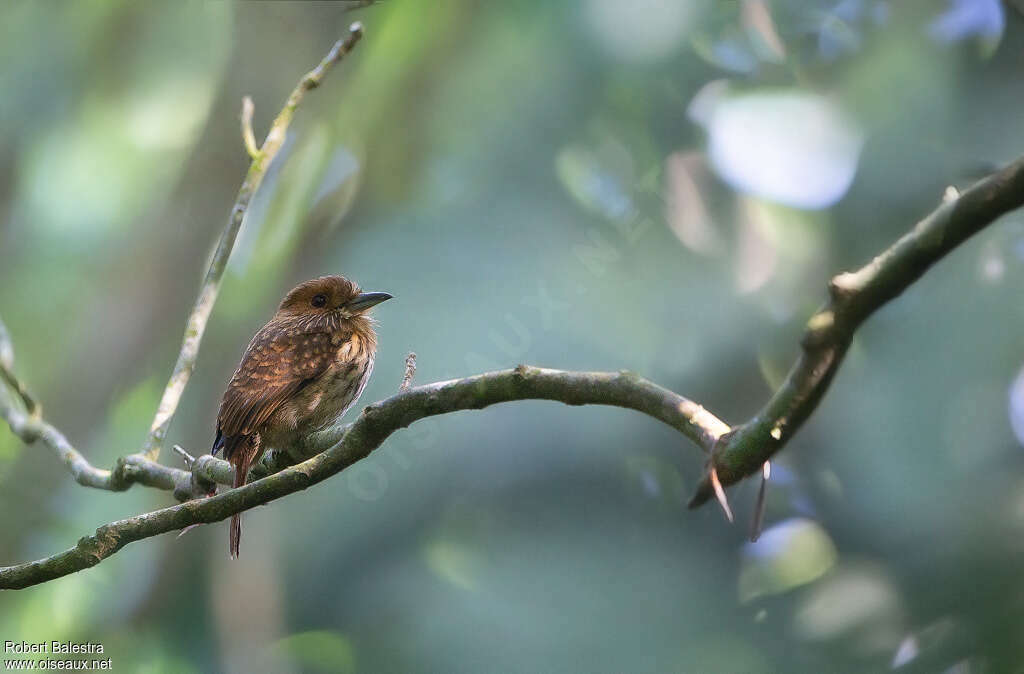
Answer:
[{"xmin": 213, "ymin": 275, "xmax": 392, "ymax": 558}]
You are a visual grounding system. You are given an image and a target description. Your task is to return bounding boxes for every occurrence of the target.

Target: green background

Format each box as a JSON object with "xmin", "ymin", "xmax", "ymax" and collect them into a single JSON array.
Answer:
[{"xmin": 1, "ymin": 1, "xmax": 1023, "ymax": 672}]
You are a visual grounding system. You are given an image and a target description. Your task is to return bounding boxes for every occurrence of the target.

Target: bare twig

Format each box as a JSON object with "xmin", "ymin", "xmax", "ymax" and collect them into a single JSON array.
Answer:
[
  {"xmin": 240, "ymin": 96, "xmax": 259, "ymax": 160},
  {"xmin": 688, "ymin": 153, "xmax": 1024, "ymax": 508},
  {"xmin": 140, "ymin": 23, "xmax": 365, "ymax": 462},
  {"xmin": 709, "ymin": 467, "xmax": 733, "ymax": 523},
  {"xmin": 400, "ymin": 352, "xmax": 417, "ymax": 391},
  {"xmin": 0, "ymin": 380, "xmax": 190, "ymax": 493},
  {"xmin": 749, "ymin": 461, "xmax": 770, "ymax": 542},
  {"xmin": 0, "ymin": 352, "xmax": 219, "ymax": 500},
  {"xmin": 0, "ymin": 360, "xmax": 36, "ymax": 416},
  {"xmin": 172, "ymin": 444, "xmax": 196, "ymax": 469},
  {"xmin": 0, "ymin": 320, "xmax": 36, "ymax": 415}
]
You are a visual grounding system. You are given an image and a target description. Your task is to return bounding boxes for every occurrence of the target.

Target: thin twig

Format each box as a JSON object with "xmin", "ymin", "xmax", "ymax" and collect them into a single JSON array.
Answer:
[
  {"xmin": 0, "ymin": 382, "xmax": 190, "ymax": 492},
  {"xmin": 0, "ymin": 328, "xmax": 208, "ymax": 499},
  {"xmin": 140, "ymin": 23, "xmax": 365, "ymax": 462},
  {"xmin": 0, "ymin": 318, "xmax": 36, "ymax": 415},
  {"xmin": 172, "ymin": 444, "xmax": 196, "ymax": 469},
  {"xmin": 0, "ymin": 360, "xmax": 36, "ymax": 416},
  {"xmin": 749, "ymin": 461, "xmax": 770, "ymax": 542},
  {"xmin": 240, "ymin": 96, "xmax": 259, "ymax": 159},
  {"xmin": 709, "ymin": 467, "xmax": 734, "ymax": 523},
  {"xmin": 400, "ymin": 352, "xmax": 417, "ymax": 391}
]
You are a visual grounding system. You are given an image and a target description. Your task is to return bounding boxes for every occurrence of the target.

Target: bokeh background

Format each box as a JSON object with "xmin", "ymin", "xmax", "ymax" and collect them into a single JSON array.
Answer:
[{"xmin": 1, "ymin": 1, "xmax": 1023, "ymax": 672}]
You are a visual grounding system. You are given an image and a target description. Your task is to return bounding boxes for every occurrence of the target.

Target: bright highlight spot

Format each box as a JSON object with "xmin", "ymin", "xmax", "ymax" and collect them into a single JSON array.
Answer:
[
  {"xmin": 739, "ymin": 517, "xmax": 837, "ymax": 602},
  {"xmin": 702, "ymin": 89, "xmax": 864, "ymax": 209}
]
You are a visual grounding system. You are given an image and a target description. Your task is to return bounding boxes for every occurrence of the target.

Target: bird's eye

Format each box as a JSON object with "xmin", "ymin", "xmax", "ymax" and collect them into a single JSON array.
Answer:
[{"xmin": 311, "ymin": 294, "xmax": 328, "ymax": 308}]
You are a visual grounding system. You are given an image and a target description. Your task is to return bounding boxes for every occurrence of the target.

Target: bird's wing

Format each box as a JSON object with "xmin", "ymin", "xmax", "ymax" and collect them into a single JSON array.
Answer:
[{"xmin": 214, "ymin": 323, "xmax": 338, "ymax": 461}]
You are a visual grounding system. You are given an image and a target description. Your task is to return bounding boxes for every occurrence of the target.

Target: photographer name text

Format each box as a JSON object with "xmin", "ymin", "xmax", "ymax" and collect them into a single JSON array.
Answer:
[{"xmin": 4, "ymin": 642, "xmax": 103, "ymax": 655}]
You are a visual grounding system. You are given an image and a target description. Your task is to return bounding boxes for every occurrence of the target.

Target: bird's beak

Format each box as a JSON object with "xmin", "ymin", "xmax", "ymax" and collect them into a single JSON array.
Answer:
[{"xmin": 347, "ymin": 291, "xmax": 393, "ymax": 312}]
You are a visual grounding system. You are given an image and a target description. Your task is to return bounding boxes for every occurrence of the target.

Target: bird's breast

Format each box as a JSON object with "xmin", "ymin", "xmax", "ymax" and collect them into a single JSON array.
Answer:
[
  {"xmin": 263, "ymin": 351, "xmax": 374, "ymax": 452},
  {"xmin": 305, "ymin": 355, "xmax": 374, "ymax": 424}
]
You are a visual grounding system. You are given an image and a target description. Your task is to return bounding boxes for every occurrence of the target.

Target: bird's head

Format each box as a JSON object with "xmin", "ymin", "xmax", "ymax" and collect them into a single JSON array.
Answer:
[{"xmin": 275, "ymin": 275, "xmax": 392, "ymax": 327}]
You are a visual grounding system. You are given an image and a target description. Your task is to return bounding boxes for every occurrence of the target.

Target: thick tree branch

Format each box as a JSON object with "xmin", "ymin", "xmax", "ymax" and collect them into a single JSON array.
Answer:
[
  {"xmin": 140, "ymin": 23, "xmax": 365, "ymax": 461},
  {"xmin": 688, "ymin": 154, "xmax": 1024, "ymax": 508},
  {"xmin": 0, "ymin": 367, "xmax": 726, "ymax": 589}
]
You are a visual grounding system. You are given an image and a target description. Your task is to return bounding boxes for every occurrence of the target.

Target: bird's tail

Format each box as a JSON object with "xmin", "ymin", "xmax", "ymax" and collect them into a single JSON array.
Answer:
[
  {"xmin": 229, "ymin": 446, "xmax": 253, "ymax": 559},
  {"xmin": 230, "ymin": 512, "xmax": 242, "ymax": 559}
]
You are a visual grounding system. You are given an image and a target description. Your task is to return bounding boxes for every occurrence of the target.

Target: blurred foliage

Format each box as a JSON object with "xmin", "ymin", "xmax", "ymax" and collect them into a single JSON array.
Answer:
[{"xmin": 1, "ymin": 1, "xmax": 1024, "ymax": 672}]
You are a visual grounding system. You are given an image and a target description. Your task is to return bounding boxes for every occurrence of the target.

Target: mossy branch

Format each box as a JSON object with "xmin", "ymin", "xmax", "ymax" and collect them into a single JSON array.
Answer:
[
  {"xmin": 688, "ymin": 154, "xmax": 1024, "ymax": 508},
  {"xmin": 0, "ymin": 367, "xmax": 725, "ymax": 589}
]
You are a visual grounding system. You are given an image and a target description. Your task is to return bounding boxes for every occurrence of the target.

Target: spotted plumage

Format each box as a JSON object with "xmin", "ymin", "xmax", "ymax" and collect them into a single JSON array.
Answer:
[{"xmin": 213, "ymin": 275, "xmax": 391, "ymax": 558}]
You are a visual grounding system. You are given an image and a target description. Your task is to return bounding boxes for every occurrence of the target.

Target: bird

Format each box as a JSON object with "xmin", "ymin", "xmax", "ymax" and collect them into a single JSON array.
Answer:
[{"xmin": 212, "ymin": 275, "xmax": 392, "ymax": 558}]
